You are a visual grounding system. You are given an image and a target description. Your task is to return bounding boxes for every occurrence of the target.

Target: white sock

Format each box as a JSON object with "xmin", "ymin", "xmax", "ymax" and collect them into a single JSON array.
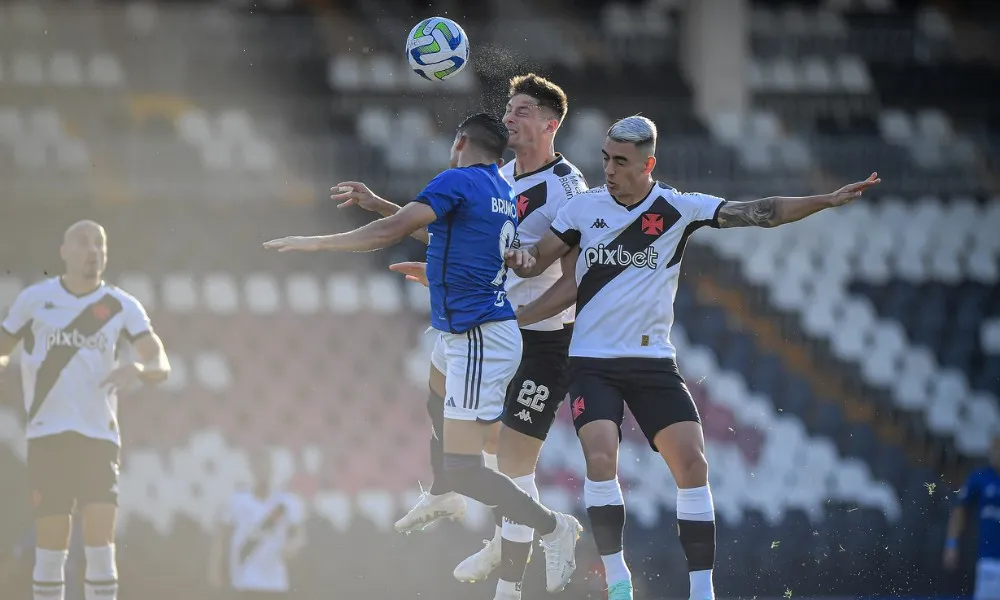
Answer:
[
  {"xmin": 677, "ymin": 486, "xmax": 715, "ymax": 600},
  {"xmin": 33, "ymin": 548, "xmax": 67, "ymax": 600},
  {"xmin": 584, "ymin": 477, "xmax": 624, "ymax": 506},
  {"xmin": 690, "ymin": 569, "xmax": 714, "ymax": 600},
  {"xmin": 495, "ymin": 578, "xmax": 522, "ymax": 597},
  {"xmin": 483, "ymin": 452, "xmax": 499, "ymax": 472},
  {"xmin": 601, "ymin": 550, "xmax": 632, "ymax": 586},
  {"xmin": 501, "ymin": 474, "xmax": 538, "ymax": 543},
  {"xmin": 84, "ymin": 545, "xmax": 118, "ymax": 600}
]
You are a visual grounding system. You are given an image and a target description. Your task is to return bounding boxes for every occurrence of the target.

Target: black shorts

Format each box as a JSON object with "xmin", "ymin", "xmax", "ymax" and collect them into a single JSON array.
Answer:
[
  {"xmin": 568, "ymin": 357, "xmax": 700, "ymax": 450},
  {"xmin": 26, "ymin": 431, "xmax": 121, "ymax": 517},
  {"xmin": 500, "ymin": 325, "xmax": 573, "ymax": 441}
]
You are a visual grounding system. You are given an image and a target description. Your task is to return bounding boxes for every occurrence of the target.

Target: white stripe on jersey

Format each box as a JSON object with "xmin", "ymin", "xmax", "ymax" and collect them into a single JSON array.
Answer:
[
  {"xmin": 501, "ymin": 154, "xmax": 588, "ymax": 331},
  {"xmin": 549, "ymin": 182, "xmax": 726, "ymax": 359},
  {"xmin": 0, "ymin": 277, "xmax": 153, "ymax": 444}
]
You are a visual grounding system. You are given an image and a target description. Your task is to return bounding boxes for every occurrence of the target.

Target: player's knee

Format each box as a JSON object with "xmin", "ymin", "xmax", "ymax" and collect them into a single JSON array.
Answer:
[
  {"xmin": 584, "ymin": 448, "xmax": 619, "ymax": 481},
  {"xmin": 671, "ymin": 450, "xmax": 709, "ymax": 488},
  {"xmin": 442, "ymin": 453, "xmax": 488, "ymax": 495},
  {"xmin": 497, "ymin": 430, "xmax": 541, "ymax": 478}
]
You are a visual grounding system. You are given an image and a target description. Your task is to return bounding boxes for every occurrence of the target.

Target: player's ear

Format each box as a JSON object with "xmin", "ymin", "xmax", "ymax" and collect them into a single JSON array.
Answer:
[
  {"xmin": 644, "ymin": 156, "xmax": 656, "ymax": 175},
  {"xmin": 496, "ymin": 157, "xmax": 505, "ymax": 168},
  {"xmin": 454, "ymin": 133, "xmax": 467, "ymax": 152}
]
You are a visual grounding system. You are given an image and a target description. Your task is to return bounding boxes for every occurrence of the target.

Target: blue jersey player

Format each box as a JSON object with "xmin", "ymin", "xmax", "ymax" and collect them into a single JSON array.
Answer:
[
  {"xmin": 263, "ymin": 113, "xmax": 582, "ymax": 592},
  {"xmin": 946, "ymin": 433, "xmax": 1000, "ymax": 599}
]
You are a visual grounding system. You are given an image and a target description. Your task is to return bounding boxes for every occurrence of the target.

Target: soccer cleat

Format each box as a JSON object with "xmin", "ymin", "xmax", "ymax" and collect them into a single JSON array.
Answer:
[
  {"xmin": 539, "ymin": 512, "xmax": 583, "ymax": 593},
  {"xmin": 608, "ymin": 580, "xmax": 634, "ymax": 600},
  {"xmin": 394, "ymin": 490, "xmax": 466, "ymax": 534},
  {"xmin": 454, "ymin": 534, "xmax": 502, "ymax": 582}
]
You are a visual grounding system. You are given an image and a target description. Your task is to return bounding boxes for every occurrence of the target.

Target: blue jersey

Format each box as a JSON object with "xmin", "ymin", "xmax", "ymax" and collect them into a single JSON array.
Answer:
[
  {"xmin": 957, "ymin": 467, "xmax": 1000, "ymax": 560},
  {"xmin": 415, "ymin": 164, "xmax": 518, "ymax": 333}
]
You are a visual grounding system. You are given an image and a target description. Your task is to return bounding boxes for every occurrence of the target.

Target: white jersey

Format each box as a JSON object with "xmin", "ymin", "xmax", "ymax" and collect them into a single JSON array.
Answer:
[
  {"xmin": 549, "ymin": 182, "xmax": 726, "ymax": 359},
  {"xmin": 501, "ymin": 154, "xmax": 588, "ymax": 331},
  {"xmin": 221, "ymin": 488, "xmax": 305, "ymax": 592},
  {"xmin": 1, "ymin": 277, "xmax": 153, "ymax": 445}
]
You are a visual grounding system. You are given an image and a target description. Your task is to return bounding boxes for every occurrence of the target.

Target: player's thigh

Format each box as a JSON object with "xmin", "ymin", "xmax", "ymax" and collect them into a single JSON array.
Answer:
[
  {"xmin": 501, "ymin": 327, "xmax": 572, "ymax": 445},
  {"xmin": 441, "ymin": 320, "xmax": 522, "ymax": 424},
  {"xmin": 569, "ymin": 358, "xmax": 627, "ymax": 480},
  {"xmin": 77, "ymin": 437, "xmax": 122, "ymax": 544},
  {"xmin": 624, "ymin": 359, "xmax": 707, "ymax": 484},
  {"xmin": 27, "ymin": 433, "xmax": 78, "ymax": 525}
]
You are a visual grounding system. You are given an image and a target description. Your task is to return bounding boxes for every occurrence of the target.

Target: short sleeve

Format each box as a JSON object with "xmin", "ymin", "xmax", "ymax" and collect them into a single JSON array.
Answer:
[
  {"xmin": 680, "ymin": 191, "xmax": 728, "ymax": 228},
  {"xmin": 122, "ymin": 296, "xmax": 153, "ymax": 341},
  {"xmin": 1, "ymin": 288, "xmax": 34, "ymax": 339},
  {"xmin": 550, "ymin": 201, "xmax": 581, "ymax": 247},
  {"xmin": 414, "ymin": 170, "xmax": 464, "ymax": 218},
  {"xmin": 957, "ymin": 473, "xmax": 980, "ymax": 508}
]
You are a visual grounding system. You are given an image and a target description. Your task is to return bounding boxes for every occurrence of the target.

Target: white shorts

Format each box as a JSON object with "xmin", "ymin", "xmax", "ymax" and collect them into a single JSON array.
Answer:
[
  {"xmin": 431, "ymin": 319, "xmax": 521, "ymax": 422},
  {"xmin": 976, "ymin": 558, "xmax": 1000, "ymax": 600}
]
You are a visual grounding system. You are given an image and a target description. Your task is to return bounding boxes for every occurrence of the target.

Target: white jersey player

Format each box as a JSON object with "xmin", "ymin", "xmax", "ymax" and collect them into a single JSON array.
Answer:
[
  {"xmin": 0, "ymin": 219, "xmax": 170, "ymax": 600},
  {"xmin": 506, "ymin": 115, "xmax": 881, "ymax": 600},
  {"xmin": 209, "ymin": 451, "xmax": 307, "ymax": 599}
]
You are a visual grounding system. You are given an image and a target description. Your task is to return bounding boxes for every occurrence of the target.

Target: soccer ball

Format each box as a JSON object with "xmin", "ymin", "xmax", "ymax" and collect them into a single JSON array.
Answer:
[{"xmin": 406, "ymin": 17, "xmax": 469, "ymax": 82}]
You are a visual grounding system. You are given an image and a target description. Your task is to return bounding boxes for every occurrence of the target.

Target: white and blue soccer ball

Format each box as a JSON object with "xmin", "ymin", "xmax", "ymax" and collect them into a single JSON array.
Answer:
[{"xmin": 406, "ymin": 17, "xmax": 469, "ymax": 82}]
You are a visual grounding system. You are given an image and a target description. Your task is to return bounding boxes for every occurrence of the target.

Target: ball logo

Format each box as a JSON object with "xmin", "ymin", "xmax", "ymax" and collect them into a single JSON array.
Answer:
[
  {"xmin": 46, "ymin": 329, "xmax": 109, "ymax": 352},
  {"xmin": 584, "ymin": 244, "xmax": 658, "ymax": 270}
]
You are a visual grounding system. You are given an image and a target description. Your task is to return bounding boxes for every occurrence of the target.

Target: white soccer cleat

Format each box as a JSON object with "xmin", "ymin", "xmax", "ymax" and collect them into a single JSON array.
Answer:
[
  {"xmin": 453, "ymin": 532, "xmax": 502, "ymax": 582},
  {"xmin": 394, "ymin": 490, "xmax": 466, "ymax": 534},
  {"xmin": 540, "ymin": 512, "xmax": 583, "ymax": 593}
]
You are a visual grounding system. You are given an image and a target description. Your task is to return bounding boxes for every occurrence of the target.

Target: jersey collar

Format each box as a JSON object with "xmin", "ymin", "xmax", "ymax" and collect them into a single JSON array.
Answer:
[{"xmin": 512, "ymin": 153, "xmax": 563, "ymax": 181}]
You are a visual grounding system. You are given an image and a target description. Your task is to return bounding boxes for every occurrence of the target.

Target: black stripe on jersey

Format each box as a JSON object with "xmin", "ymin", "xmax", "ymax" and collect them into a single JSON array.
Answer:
[
  {"xmin": 440, "ymin": 212, "xmax": 456, "ymax": 333},
  {"xmin": 550, "ymin": 226, "xmax": 581, "ymax": 248},
  {"xmin": 2, "ymin": 321, "xmax": 34, "ymax": 352},
  {"xmin": 576, "ymin": 197, "xmax": 682, "ymax": 315},
  {"xmin": 28, "ymin": 294, "xmax": 123, "ymax": 422},
  {"xmin": 237, "ymin": 503, "xmax": 287, "ymax": 565},
  {"xmin": 513, "ymin": 154, "xmax": 564, "ymax": 180},
  {"xmin": 464, "ymin": 329, "xmax": 474, "ymax": 409},
  {"xmin": 515, "ymin": 181, "xmax": 548, "ymax": 222},
  {"xmin": 665, "ymin": 200, "xmax": 727, "ymax": 268}
]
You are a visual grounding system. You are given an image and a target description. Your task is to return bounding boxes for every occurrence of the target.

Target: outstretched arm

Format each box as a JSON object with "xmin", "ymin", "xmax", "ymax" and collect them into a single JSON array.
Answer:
[
  {"xmin": 717, "ymin": 173, "xmax": 880, "ymax": 229},
  {"xmin": 506, "ymin": 229, "xmax": 575, "ymax": 279},
  {"xmin": 332, "ymin": 183, "xmax": 430, "ymax": 245},
  {"xmin": 516, "ymin": 248, "xmax": 578, "ymax": 327},
  {"xmin": 264, "ymin": 203, "xmax": 437, "ymax": 253}
]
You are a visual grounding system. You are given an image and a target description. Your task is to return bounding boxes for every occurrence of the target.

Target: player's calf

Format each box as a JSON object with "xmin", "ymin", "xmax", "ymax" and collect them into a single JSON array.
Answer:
[{"xmin": 33, "ymin": 547, "xmax": 67, "ymax": 600}]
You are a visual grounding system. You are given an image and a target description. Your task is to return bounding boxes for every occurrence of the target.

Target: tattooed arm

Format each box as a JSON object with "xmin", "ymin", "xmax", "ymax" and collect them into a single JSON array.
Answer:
[{"xmin": 717, "ymin": 173, "xmax": 881, "ymax": 229}]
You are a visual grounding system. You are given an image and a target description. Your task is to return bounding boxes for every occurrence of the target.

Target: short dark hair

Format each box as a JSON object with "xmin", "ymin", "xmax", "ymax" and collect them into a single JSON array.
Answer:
[
  {"xmin": 457, "ymin": 112, "xmax": 509, "ymax": 160},
  {"xmin": 508, "ymin": 73, "xmax": 568, "ymax": 121}
]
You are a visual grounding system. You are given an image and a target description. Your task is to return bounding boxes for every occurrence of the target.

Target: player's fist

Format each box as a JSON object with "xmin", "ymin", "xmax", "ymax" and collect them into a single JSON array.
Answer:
[
  {"xmin": 505, "ymin": 248, "xmax": 535, "ymax": 275},
  {"xmin": 830, "ymin": 172, "xmax": 880, "ymax": 206},
  {"xmin": 101, "ymin": 362, "xmax": 143, "ymax": 391},
  {"xmin": 389, "ymin": 261, "xmax": 429, "ymax": 287},
  {"xmin": 331, "ymin": 181, "xmax": 384, "ymax": 212},
  {"xmin": 263, "ymin": 236, "xmax": 322, "ymax": 252}
]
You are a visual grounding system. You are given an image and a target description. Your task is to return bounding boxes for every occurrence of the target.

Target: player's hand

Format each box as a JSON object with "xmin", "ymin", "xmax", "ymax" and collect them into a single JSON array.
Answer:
[
  {"xmin": 389, "ymin": 262, "xmax": 429, "ymax": 287},
  {"xmin": 263, "ymin": 236, "xmax": 322, "ymax": 252},
  {"xmin": 101, "ymin": 362, "xmax": 142, "ymax": 391},
  {"xmin": 0, "ymin": 355, "xmax": 8, "ymax": 373},
  {"xmin": 830, "ymin": 172, "xmax": 880, "ymax": 206},
  {"xmin": 505, "ymin": 248, "xmax": 535, "ymax": 275},
  {"xmin": 331, "ymin": 181, "xmax": 385, "ymax": 212}
]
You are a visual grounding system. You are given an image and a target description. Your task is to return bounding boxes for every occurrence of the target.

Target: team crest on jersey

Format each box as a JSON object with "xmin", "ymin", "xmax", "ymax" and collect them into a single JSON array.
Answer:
[
  {"xmin": 641, "ymin": 213, "xmax": 664, "ymax": 235},
  {"xmin": 92, "ymin": 303, "xmax": 112, "ymax": 320}
]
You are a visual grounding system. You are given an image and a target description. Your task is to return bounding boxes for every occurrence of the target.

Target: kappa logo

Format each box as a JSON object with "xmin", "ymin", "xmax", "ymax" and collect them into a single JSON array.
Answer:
[
  {"xmin": 591, "ymin": 218, "xmax": 608, "ymax": 229},
  {"xmin": 571, "ymin": 396, "xmax": 585, "ymax": 420},
  {"xmin": 514, "ymin": 409, "xmax": 532, "ymax": 423}
]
